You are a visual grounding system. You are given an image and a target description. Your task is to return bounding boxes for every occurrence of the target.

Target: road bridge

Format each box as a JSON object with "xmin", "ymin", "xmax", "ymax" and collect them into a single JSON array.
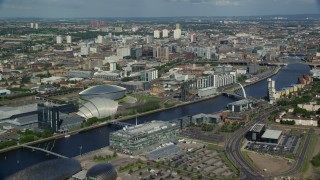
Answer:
[{"xmin": 21, "ymin": 144, "xmax": 68, "ymax": 159}]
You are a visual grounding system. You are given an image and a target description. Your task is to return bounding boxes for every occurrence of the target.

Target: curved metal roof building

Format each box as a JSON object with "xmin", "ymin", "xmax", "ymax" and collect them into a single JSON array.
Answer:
[
  {"xmin": 77, "ymin": 98, "xmax": 118, "ymax": 119},
  {"xmin": 79, "ymin": 84, "xmax": 126, "ymax": 100},
  {"xmin": 5, "ymin": 158, "xmax": 81, "ymax": 180},
  {"xmin": 86, "ymin": 163, "xmax": 118, "ymax": 180}
]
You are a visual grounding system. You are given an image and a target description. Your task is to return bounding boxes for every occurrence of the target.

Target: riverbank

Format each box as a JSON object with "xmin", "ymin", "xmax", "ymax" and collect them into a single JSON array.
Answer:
[
  {"xmin": 0, "ymin": 93, "xmax": 222, "ymax": 154},
  {"xmin": 225, "ymin": 66, "xmax": 281, "ymax": 94},
  {"xmin": 0, "ymin": 66, "xmax": 282, "ymax": 155}
]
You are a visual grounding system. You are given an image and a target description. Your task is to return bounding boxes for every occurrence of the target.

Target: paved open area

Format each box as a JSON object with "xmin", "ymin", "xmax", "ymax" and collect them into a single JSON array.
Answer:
[
  {"xmin": 75, "ymin": 141, "xmax": 238, "ymax": 180},
  {"xmin": 246, "ymin": 152, "xmax": 293, "ymax": 176},
  {"xmin": 245, "ymin": 134, "xmax": 301, "ymax": 156}
]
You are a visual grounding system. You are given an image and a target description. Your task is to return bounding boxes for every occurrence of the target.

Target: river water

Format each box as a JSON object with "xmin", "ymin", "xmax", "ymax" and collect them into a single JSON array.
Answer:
[{"xmin": 0, "ymin": 63, "xmax": 311, "ymax": 178}]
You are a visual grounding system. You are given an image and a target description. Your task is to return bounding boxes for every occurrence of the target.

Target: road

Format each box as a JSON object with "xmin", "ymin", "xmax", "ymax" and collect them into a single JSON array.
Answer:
[
  {"xmin": 226, "ymin": 106, "xmax": 314, "ymax": 179},
  {"xmin": 271, "ymin": 128, "xmax": 314, "ymax": 178},
  {"xmin": 225, "ymin": 107, "xmax": 277, "ymax": 180}
]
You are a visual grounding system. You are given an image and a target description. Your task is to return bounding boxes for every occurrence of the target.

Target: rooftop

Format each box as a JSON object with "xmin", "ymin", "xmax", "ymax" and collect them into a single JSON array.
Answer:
[
  {"xmin": 250, "ymin": 123, "xmax": 265, "ymax": 133},
  {"xmin": 113, "ymin": 120, "xmax": 176, "ymax": 137},
  {"xmin": 228, "ymin": 99, "xmax": 253, "ymax": 106},
  {"xmin": 262, "ymin": 129, "xmax": 282, "ymax": 140},
  {"xmin": 0, "ymin": 104, "xmax": 38, "ymax": 120},
  {"xmin": 192, "ymin": 113, "xmax": 220, "ymax": 119},
  {"xmin": 79, "ymin": 84, "xmax": 126, "ymax": 95}
]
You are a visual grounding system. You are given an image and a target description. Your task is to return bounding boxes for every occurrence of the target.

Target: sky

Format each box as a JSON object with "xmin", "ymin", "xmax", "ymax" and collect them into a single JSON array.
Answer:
[{"xmin": 0, "ymin": 0, "xmax": 319, "ymax": 18}]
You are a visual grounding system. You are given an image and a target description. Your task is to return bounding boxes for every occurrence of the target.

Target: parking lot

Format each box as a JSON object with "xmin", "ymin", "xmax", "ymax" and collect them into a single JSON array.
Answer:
[
  {"xmin": 245, "ymin": 134, "xmax": 301, "ymax": 155},
  {"xmin": 126, "ymin": 141, "xmax": 238, "ymax": 180}
]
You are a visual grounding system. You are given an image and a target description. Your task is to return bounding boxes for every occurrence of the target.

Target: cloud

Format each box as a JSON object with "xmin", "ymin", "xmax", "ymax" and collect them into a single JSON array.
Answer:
[
  {"xmin": 0, "ymin": 0, "xmax": 318, "ymax": 17},
  {"xmin": 165, "ymin": 0, "xmax": 318, "ymax": 5},
  {"xmin": 164, "ymin": 0, "xmax": 248, "ymax": 5}
]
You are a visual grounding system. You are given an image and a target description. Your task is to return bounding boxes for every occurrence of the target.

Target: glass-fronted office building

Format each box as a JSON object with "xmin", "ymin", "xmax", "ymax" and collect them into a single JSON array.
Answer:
[{"xmin": 110, "ymin": 121, "xmax": 179, "ymax": 154}]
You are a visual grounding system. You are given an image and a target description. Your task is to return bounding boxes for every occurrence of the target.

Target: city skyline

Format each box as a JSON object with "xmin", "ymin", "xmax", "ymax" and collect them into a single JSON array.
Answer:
[{"xmin": 0, "ymin": 0, "xmax": 319, "ymax": 18}]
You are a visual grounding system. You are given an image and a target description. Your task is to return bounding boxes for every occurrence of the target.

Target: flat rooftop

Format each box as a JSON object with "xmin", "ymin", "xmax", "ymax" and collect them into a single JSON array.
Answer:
[
  {"xmin": 228, "ymin": 99, "xmax": 253, "ymax": 106},
  {"xmin": 250, "ymin": 123, "xmax": 265, "ymax": 133},
  {"xmin": 192, "ymin": 113, "xmax": 220, "ymax": 119},
  {"xmin": 113, "ymin": 120, "xmax": 177, "ymax": 137},
  {"xmin": 0, "ymin": 104, "xmax": 37, "ymax": 120},
  {"xmin": 262, "ymin": 129, "xmax": 282, "ymax": 140}
]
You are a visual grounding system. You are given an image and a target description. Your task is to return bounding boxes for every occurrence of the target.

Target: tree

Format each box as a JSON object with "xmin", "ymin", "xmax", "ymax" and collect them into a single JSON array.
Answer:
[{"xmin": 113, "ymin": 151, "xmax": 118, "ymax": 157}]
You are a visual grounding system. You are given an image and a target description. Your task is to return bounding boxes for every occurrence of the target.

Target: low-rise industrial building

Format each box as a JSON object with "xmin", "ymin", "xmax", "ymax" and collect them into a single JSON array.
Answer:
[
  {"xmin": 197, "ymin": 87, "xmax": 217, "ymax": 97},
  {"xmin": 261, "ymin": 129, "xmax": 282, "ymax": 144},
  {"xmin": 0, "ymin": 89, "xmax": 11, "ymax": 96},
  {"xmin": 191, "ymin": 113, "xmax": 221, "ymax": 124},
  {"xmin": 110, "ymin": 120, "xmax": 179, "ymax": 154},
  {"xmin": 276, "ymin": 115, "xmax": 318, "ymax": 126},
  {"xmin": 68, "ymin": 70, "xmax": 93, "ymax": 79},
  {"xmin": 228, "ymin": 99, "xmax": 253, "ymax": 112}
]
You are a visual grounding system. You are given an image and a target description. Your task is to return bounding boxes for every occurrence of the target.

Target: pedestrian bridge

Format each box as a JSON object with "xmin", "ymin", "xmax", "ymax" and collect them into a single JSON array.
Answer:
[{"xmin": 21, "ymin": 144, "xmax": 68, "ymax": 159}]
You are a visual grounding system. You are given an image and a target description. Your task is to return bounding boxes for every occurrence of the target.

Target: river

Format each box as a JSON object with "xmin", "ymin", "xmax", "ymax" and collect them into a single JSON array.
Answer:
[{"xmin": 0, "ymin": 63, "xmax": 311, "ymax": 179}]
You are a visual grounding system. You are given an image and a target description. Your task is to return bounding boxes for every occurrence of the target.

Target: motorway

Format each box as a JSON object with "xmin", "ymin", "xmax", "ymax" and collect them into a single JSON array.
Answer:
[{"xmin": 226, "ymin": 105, "xmax": 314, "ymax": 179}]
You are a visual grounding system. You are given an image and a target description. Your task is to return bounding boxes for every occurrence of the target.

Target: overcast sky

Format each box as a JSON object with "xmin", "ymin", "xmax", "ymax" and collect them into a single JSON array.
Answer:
[{"xmin": 0, "ymin": 0, "xmax": 319, "ymax": 18}]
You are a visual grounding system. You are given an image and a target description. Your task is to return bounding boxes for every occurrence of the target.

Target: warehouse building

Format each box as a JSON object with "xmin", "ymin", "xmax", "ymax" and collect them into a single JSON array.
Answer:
[
  {"xmin": 110, "ymin": 120, "xmax": 179, "ymax": 154},
  {"xmin": 0, "ymin": 89, "xmax": 11, "ymax": 96},
  {"xmin": 228, "ymin": 99, "xmax": 254, "ymax": 112},
  {"xmin": 68, "ymin": 70, "xmax": 93, "ymax": 79},
  {"xmin": 261, "ymin": 129, "xmax": 282, "ymax": 144}
]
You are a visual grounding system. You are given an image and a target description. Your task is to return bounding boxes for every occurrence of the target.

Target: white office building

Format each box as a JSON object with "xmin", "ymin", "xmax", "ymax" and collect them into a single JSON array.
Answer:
[
  {"xmin": 35, "ymin": 23, "xmax": 39, "ymax": 29},
  {"xmin": 214, "ymin": 73, "xmax": 236, "ymax": 88},
  {"xmin": 206, "ymin": 47, "xmax": 212, "ymax": 59},
  {"xmin": 117, "ymin": 47, "xmax": 131, "ymax": 58},
  {"xmin": 109, "ymin": 62, "xmax": 117, "ymax": 72},
  {"xmin": 162, "ymin": 29, "xmax": 169, "ymax": 38},
  {"xmin": 66, "ymin": 35, "xmax": 72, "ymax": 44},
  {"xmin": 173, "ymin": 29, "xmax": 181, "ymax": 39},
  {"xmin": 141, "ymin": 69, "xmax": 158, "ymax": 82},
  {"xmin": 97, "ymin": 35, "xmax": 104, "ymax": 44},
  {"xmin": 81, "ymin": 46, "xmax": 90, "ymax": 56},
  {"xmin": 30, "ymin": 23, "xmax": 34, "ymax": 29},
  {"xmin": 154, "ymin": 30, "xmax": 160, "ymax": 39},
  {"xmin": 56, "ymin": 35, "xmax": 62, "ymax": 44}
]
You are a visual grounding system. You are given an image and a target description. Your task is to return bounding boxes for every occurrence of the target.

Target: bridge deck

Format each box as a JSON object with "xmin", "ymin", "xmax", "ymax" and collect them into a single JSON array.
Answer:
[{"xmin": 21, "ymin": 144, "xmax": 68, "ymax": 158}]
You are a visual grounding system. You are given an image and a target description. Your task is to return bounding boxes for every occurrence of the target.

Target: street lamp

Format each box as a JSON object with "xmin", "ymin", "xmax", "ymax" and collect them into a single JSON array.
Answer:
[{"xmin": 79, "ymin": 146, "xmax": 82, "ymax": 156}]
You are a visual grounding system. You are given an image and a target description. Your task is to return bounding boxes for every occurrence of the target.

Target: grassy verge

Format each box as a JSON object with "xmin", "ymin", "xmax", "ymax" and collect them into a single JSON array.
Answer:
[
  {"xmin": 219, "ymin": 151, "xmax": 240, "ymax": 177},
  {"xmin": 301, "ymin": 133, "xmax": 318, "ymax": 173},
  {"xmin": 207, "ymin": 143, "xmax": 224, "ymax": 151},
  {"xmin": 119, "ymin": 162, "xmax": 146, "ymax": 173},
  {"xmin": 117, "ymin": 96, "xmax": 129, "ymax": 103},
  {"xmin": 241, "ymin": 151, "xmax": 256, "ymax": 169},
  {"xmin": 134, "ymin": 94, "xmax": 160, "ymax": 102}
]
